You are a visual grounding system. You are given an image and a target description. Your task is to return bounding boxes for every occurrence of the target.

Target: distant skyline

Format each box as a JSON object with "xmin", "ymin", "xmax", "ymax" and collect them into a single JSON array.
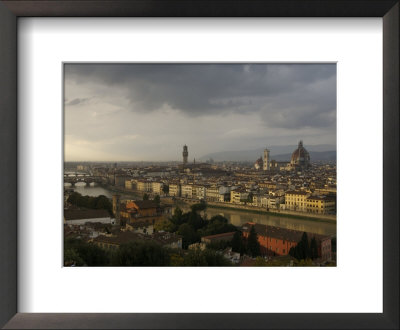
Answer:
[{"xmin": 64, "ymin": 63, "xmax": 336, "ymax": 161}]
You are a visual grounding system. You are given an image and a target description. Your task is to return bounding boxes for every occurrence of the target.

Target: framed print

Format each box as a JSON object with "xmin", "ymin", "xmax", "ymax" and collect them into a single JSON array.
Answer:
[{"xmin": 0, "ymin": 1, "xmax": 398, "ymax": 329}]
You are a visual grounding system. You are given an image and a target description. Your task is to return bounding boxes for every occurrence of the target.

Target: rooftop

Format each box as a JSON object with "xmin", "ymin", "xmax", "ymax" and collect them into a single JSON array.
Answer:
[{"xmin": 64, "ymin": 209, "xmax": 111, "ymax": 221}]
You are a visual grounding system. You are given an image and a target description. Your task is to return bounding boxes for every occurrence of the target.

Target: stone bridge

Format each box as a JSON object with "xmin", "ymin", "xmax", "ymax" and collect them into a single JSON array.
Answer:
[{"xmin": 64, "ymin": 175, "xmax": 103, "ymax": 186}]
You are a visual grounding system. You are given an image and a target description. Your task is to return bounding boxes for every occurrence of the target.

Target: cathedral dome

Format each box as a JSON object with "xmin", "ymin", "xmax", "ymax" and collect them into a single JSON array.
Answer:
[
  {"xmin": 290, "ymin": 140, "xmax": 310, "ymax": 168},
  {"xmin": 254, "ymin": 157, "xmax": 263, "ymax": 170}
]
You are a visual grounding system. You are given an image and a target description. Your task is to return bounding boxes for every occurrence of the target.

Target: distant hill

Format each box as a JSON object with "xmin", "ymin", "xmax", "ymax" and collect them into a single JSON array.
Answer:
[{"xmin": 198, "ymin": 145, "xmax": 336, "ymax": 162}]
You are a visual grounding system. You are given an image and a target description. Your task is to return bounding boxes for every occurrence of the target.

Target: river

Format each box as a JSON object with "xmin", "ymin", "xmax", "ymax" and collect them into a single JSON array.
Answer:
[{"xmin": 65, "ymin": 183, "xmax": 336, "ymax": 237}]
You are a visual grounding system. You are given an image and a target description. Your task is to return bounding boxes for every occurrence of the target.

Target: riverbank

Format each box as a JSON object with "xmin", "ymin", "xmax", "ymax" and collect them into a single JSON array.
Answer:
[
  {"xmin": 200, "ymin": 202, "xmax": 335, "ymax": 224},
  {"xmin": 94, "ymin": 184, "xmax": 335, "ymax": 223},
  {"xmin": 97, "ymin": 183, "xmax": 143, "ymax": 199}
]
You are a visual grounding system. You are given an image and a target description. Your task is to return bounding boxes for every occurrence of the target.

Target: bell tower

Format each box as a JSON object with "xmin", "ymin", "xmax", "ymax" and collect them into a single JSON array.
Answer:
[
  {"xmin": 182, "ymin": 145, "xmax": 188, "ymax": 164},
  {"xmin": 263, "ymin": 148, "xmax": 270, "ymax": 171}
]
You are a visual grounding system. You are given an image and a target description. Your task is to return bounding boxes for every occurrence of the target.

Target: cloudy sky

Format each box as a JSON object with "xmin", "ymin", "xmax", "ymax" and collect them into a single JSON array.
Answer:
[{"xmin": 64, "ymin": 63, "xmax": 336, "ymax": 162}]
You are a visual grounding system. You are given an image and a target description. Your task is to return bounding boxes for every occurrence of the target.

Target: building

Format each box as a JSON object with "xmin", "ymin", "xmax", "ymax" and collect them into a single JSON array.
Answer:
[
  {"xmin": 115, "ymin": 175, "xmax": 131, "ymax": 187},
  {"xmin": 254, "ymin": 157, "xmax": 263, "ymax": 170},
  {"xmin": 120, "ymin": 200, "xmax": 163, "ymax": 225},
  {"xmin": 64, "ymin": 209, "xmax": 114, "ymax": 225},
  {"xmin": 181, "ymin": 184, "xmax": 193, "ymax": 198},
  {"xmin": 230, "ymin": 188, "xmax": 249, "ymax": 204},
  {"xmin": 263, "ymin": 148, "xmax": 270, "ymax": 171},
  {"xmin": 241, "ymin": 222, "xmax": 331, "ymax": 261},
  {"xmin": 206, "ymin": 186, "xmax": 220, "ymax": 202},
  {"xmin": 137, "ymin": 180, "xmax": 152, "ymax": 192},
  {"xmin": 125, "ymin": 180, "xmax": 135, "ymax": 190},
  {"xmin": 306, "ymin": 195, "xmax": 336, "ymax": 214},
  {"xmin": 169, "ymin": 183, "xmax": 181, "ymax": 197},
  {"xmin": 152, "ymin": 182, "xmax": 164, "ymax": 195},
  {"xmin": 285, "ymin": 190, "xmax": 311, "ymax": 212},
  {"xmin": 290, "ymin": 140, "xmax": 310, "ymax": 170},
  {"xmin": 193, "ymin": 185, "xmax": 206, "ymax": 200},
  {"xmin": 201, "ymin": 232, "xmax": 236, "ymax": 245},
  {"xmin": 182, "ymin": 145, "xmax": 188, "ymax": 164}
]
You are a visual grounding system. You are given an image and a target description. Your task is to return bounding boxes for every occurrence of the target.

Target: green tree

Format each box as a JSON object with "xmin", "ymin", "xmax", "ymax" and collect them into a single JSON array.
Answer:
[
  {"xmin": 331, "ymin": 237, "xmax": 337, "ymax": 253},
  {"xmin": 183, "ymin": 248, "xmax": 232, "ymax": 266},
  {"xmin": 162, "ymin": 185, "xmax": 169, "ymax": 195},
  {"xmin": 190, "ymin": 200, "xmax": 207, "ymax": 213},
  {"xmin": 154, "ymin": 219, "xmax": 177, "ymax": 233},
  {"xmin": 66, "ymin": 192, "xmax": 112, "ymax": 215},
  {"xmin": 247, "ymin": 192, "xmax": 254, "ymax": 203},
  {"xmin": 198, "ymin": 215, "xmax": 236, "ymax": 237},
  {"xmin": 64, "ymin": 238, "xmax": 110, "ymax": 266},
  {"xmin": 112, "ymin": 241, "xmax": 170, "ymax": 266},
  {"xmin": 247, "ymin": 225, "xmax": 261, "ymax": 257},
  {"xmin": 143, "ymin": 193, "xmax": 149, "ymax": 201},
  {"xmin": 231, "ymin": 231, "xmax": 245, "ymax": 255},
  {"xmin": 183, "ymin": 247, "xmax": 207, "ymax": 266},
  {"xmin": 170, "ymin": 253, "xmax": 185, "ymax": 266},
  {"xmin": 289, "ymin": 232, "xmax": 312, "ymax": 261},
  {"xmin": 188, "ymin": 210, "xmax": 206, "ymax": 231},
  {"xmin": 177, "ymin": 223, "xmax": 200, "ymax": 249},
  {"xmin": 64, "ymin": 248, "xmax": 85, "ymax": 266},
  {"xmin": 170, "ymin": 207, "xmax": 185, "ymax": 226},
  {"xmin": 254, "ymin": 256, "xmax": 268, "ymax": 266},
  {"xmin": 153, "ymin": 194, "xmax": 160, "ymax": 205},
  {"xmin": 310, "ymin": 237, "xmax": 319, "ymax": 259}
]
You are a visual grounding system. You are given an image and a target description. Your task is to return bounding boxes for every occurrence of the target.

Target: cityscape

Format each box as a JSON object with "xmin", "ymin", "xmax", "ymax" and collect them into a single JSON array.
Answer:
[{"xmin": 64, "ymin": 63, "xmax": 336, "ymax": 267}]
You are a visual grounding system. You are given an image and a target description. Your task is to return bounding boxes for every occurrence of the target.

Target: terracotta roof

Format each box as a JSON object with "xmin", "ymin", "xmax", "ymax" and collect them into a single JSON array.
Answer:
[
  {"xmin": 133, "ymin": 200, "xmax": 158, "ymax": 209},
  {"xmin": 285, "ymin": 190, "xmax": 309, "ymax": 195},
  {"xmin": 241, "ymin": 222, "xmax": 330, "ymax": 243},
  {"xmin": 201, "ymin": 232, "xmax": 236, "ymax": 240}
]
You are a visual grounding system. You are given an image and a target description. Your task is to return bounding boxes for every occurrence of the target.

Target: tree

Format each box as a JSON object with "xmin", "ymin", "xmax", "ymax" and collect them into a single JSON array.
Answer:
[
  {"xmin": 153, "ymin": 194, "xmax": 160, "ymax": 205},
  {"xmin": 66, "ymin": 192, "xmax": 112, "ymax": 215},
  {"xmin": 289, "ymin": 232, "xmax": 312, "ymax": 261},
  {"xmin": 190, "ymin": 201, "xmax": 207, "ymax": 213},
  {"xmin": 183, "ymin": 248, "xmax": 232, "ymax": 266},
  {"xmin": 143, "ymin": 193, "xmax": 149, "ymax": 201},
  {"xmin": 154, "ymin": 219, "xmax": 177, "ymax": 233},
  {"xmin": 112, "ymin": 241, "xmax": 170, "ymax": 266},
  {"xmin": 301, "ymin": 232, "xmax": 311, "ymax": 259},
  {"xmin": 331, "ymin": 237, "xmax": 337, "ymax": 253},
  {"xmin": 64, "ymin": 238, "xmax": 111, "ymax": 266},
  {"xmin": 310, "ymin": 237, "xmax": 319, "ymax": 259},
  {"xmin": 198, "ymin": 215, "xmax": 236, "ymax": 237},
  {"xmin": 247, "ymin": 226, "xmax": 261, "ymax": 257},
  {"xmin": 254, "ymin": 256, "xmax": 268, "ymax": 266},
  {"xmin": 177, "ymin": 223, "xmax": 200, "ymax": 249},
  {"xmin": 231, "ymin": 231, "xmax": 245, "ymax": 255},
  {"xmin": 170, "ymin": 207, "xmax": 185, "ymax": 226},
  {"xmin": 64, "ymin": 248, "xmax": 85, "ymax": 266},
  {"xmin": 162, "ymin": 185, "xmax": 169, "ymax": 195},
  {"xmin": 187, "ymin": 210, "xmax": 207, "ymax": 231}
]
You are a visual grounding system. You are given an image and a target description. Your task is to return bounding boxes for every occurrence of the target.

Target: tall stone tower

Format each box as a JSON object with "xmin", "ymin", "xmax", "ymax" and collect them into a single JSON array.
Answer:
[
  {"xmin": 182, "ymin": 145, "xmax": 188, "ymax": 164},
  {"xmin": 112, "ymin": 194, "xmax": 121, "ymax": 225},
  {"xmin": 263, "ymin": 148, "xmax": 270, "ymax": 171}
]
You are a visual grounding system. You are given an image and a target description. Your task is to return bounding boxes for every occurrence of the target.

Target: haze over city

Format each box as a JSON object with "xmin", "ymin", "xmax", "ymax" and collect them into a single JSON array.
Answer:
[{"xmin": 64, "ymin": 63, "xmax": 336, "ymax": 162}]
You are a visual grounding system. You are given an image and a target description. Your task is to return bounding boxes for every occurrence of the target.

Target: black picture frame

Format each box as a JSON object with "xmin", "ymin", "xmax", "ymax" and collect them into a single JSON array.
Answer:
[{"xmin": 0, "ymin": 1, "xmax": 398, "ymax": 329}]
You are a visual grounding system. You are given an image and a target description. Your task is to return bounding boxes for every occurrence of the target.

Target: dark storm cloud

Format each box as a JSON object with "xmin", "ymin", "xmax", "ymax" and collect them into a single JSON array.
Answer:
[{"xmin": 65, "ymin": 63, "xmax": 336, "ymax": 129}]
